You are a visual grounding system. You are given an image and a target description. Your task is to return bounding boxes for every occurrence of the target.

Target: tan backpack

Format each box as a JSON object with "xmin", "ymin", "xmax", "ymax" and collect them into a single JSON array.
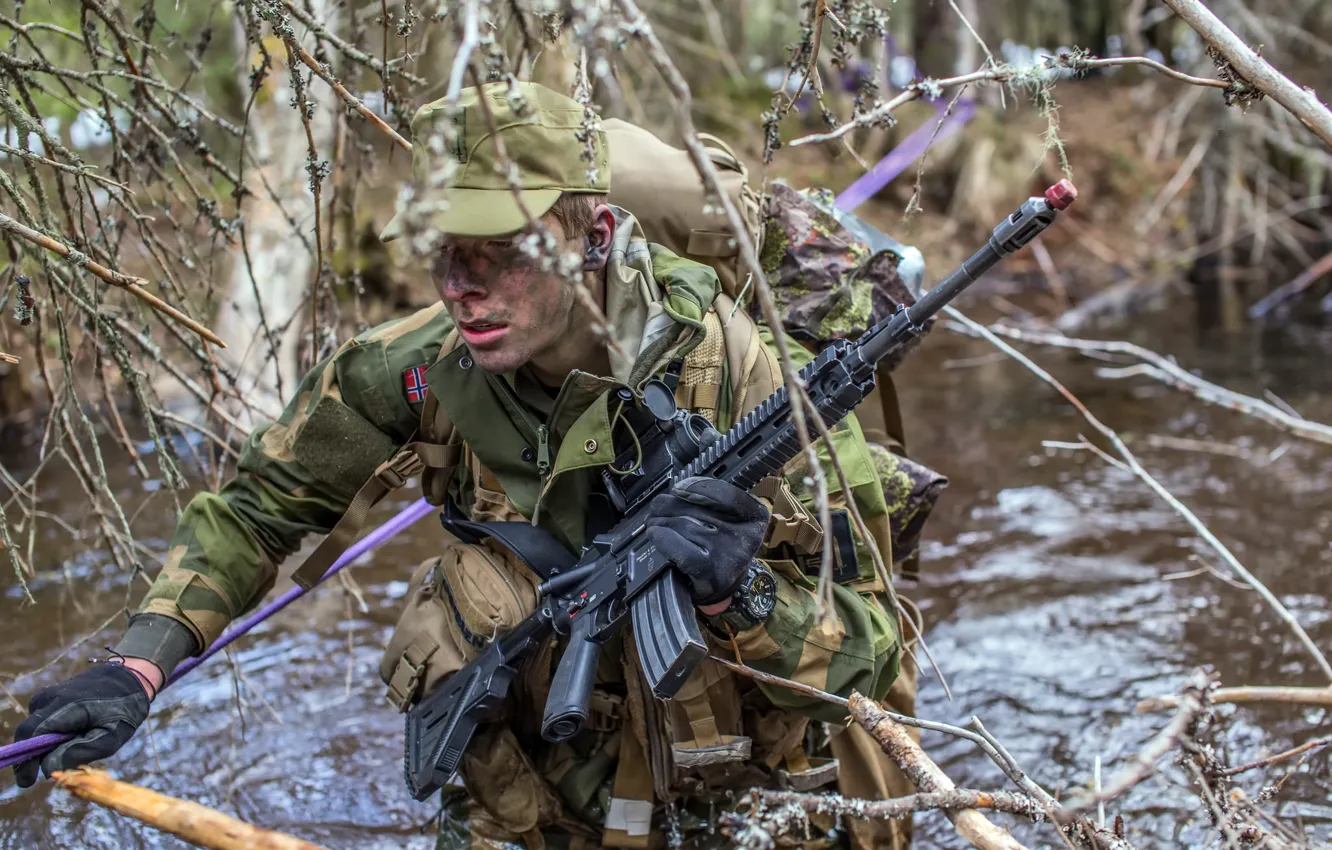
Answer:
[{"xmin": 605, "ymin": 119, "xmax": 764, "ymax": 300}]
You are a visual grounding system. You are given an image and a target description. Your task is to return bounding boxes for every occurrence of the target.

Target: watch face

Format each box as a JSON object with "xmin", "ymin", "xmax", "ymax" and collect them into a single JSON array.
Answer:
[{"xmin": 743, "ymin": 569, "xmax": 779, "ymax": 621}]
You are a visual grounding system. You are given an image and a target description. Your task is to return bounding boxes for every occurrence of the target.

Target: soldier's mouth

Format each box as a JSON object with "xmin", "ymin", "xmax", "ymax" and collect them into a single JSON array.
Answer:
[{"xmin": 458, "ymin": 321, "xmax": 509, "ymax": 346}]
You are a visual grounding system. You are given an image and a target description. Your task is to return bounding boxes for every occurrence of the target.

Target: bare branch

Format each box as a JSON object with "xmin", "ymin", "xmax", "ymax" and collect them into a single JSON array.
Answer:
[
  {"xmin": 1065, "ymin": 669, "xmax": 1216, "ymax": 812},
  {"xmin": 850, "ymin": 694, "xmax": 1041, "ymax": 850},
  {"xmin": 1220, "ymin": 735, "xmax": 1332, "ymax": 777},
  {"xmin": 0, "ymin": 143, "xmax": 130, "ymax": 190},
  {"xmin": 1161, "ymin": 0, "xmax": 1332, "ymax": 147},
  {"xmin": 1062, "ymin": 54, "xmax": 1229, "ymax": 89},
  {"xmin": 0, "ymin": 213, "xmax": 225, "ymax": 347},
  {"xmin": 263, "ymin": 8, "xmax": 413, "ymax": 153},
  {"xmin": 948, "ymin": 322, "xmax": 1332, "ymax": 448},
  {"xmin": 753, "ymin": 787, "xmax": 1047, "ymax": 825},
  {"xmin": 791, "ymin": 54, "xmax": 1235, "ymax": 149},
  {"xmin": 276, "ymin": 0, "xmax": 425, "ymax": 86},
  {"xmin": 1138, "ymin": 684, "xmax": 1332, "ymax": 712}
]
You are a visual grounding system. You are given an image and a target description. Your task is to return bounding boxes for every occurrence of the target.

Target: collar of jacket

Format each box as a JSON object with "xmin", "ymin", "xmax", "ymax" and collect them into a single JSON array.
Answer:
[{"xmin": 422, "ymin": 207, "xmax": 720, "ymax": 551}]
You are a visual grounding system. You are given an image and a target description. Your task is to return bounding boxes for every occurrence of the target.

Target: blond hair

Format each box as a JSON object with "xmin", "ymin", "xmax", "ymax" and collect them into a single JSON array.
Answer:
[{"xmin": 549, "ymin": 192, "xmax": 608, "ymax": 240}]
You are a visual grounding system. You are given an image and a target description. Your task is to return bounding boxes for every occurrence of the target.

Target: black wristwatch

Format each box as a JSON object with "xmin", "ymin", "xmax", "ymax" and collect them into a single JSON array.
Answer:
[{"xmin": 712, "ymin": 560, "xmax": 779, "ymax": 633}]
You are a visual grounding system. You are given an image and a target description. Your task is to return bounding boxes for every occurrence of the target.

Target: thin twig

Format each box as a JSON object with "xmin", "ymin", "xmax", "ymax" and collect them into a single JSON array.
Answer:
[
  {"xmin": 950, "ymin": 321, "xmax": 1332, "ymax": 448},
  {"xmin": 275, "ymin": 0, "xmax": 425, "ymax": 86},
  {"xmin": 1220, "ymin": 735, "xmax": 1332, "ymax": 777},
  {"xmin": 1137, "ymin": 684, "xmax": 1332, "ymax": 712},
  {"xmin": 0, "ymin": 143, "xmax": 130, "ymax": 190},
  {"xmin": 791, "ymin": 54, "xmax": 1239, "ymax": 148},
  {"xmin": 752, "ymin": 787, "xmax": 1047, "ymax": 823},
  {"xmin": 1065, "ymin": 669, "xmax": 1215, "ymax": 811},
  {"xmin": 1066, "ymin": 55, "xmax": 1229, "ymax": 89},
  {"xmin": 271, "ymin": 20, "xmax": 412, "ymax": 153},
  {"xmin": 0, "ymin": 213, "xmax": 225, "ymax": 347},
  {"xmin": 946, "ymin": 0, "xmax": 1006, "ymax": 109}
]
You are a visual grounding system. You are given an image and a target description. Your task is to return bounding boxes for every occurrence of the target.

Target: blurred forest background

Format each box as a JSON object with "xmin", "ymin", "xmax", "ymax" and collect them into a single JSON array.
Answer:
[
  {"xmin": 1, "ymin": 0, "xmax": 1331, "ymax": 436},
  {"xmin": 1, "ymin": 1, "xmax": 1331, "ymax": 848}
]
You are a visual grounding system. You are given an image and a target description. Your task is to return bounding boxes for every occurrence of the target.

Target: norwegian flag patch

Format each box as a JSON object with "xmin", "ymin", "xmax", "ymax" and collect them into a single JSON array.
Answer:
[{"xmin": 403, "ymin": 365, "xmax": 429, "ymax": 403}]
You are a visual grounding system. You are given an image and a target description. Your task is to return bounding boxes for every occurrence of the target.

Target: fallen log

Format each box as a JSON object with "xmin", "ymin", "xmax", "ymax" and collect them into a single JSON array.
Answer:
[{"xmin": 52, "ymin": 768, "xmax": 330, "ymax": 850}]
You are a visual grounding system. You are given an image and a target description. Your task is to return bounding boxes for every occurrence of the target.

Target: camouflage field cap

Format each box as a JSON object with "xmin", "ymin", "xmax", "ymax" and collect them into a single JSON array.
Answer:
[{"xmin": 380, "ymin": 81, "xmax": 610, "ymax": 241}]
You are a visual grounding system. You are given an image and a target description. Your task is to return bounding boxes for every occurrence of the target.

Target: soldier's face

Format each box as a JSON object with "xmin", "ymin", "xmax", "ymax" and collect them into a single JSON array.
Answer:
[{"xmin": 431, "ymin": 214, "xmax": 583, "ymax": 375}]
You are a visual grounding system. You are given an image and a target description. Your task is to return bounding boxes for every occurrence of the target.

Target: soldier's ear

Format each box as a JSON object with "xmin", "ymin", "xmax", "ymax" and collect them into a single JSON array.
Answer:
[{"xmin": 582, "ymin": 204, "xmax": 615, "ymax": 272}]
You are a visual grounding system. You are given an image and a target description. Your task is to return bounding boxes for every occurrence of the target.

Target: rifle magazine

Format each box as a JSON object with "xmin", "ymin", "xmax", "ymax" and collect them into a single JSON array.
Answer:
[{"xmin": 632, "ymin": 571, "xmax": 708, "ymax": 700}]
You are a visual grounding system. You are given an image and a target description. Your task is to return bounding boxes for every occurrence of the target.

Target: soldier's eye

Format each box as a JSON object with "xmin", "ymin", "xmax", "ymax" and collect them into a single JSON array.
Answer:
[{"xmin": 431, "ymin": 249, "xmax": 454, "ymax": 277}]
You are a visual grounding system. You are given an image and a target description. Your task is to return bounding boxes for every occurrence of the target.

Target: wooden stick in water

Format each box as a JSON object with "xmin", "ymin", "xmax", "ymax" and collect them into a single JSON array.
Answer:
[
  {"xmin": 1138, "ymin": 684, "xmax": 1332, "ymax": 712},
  {"xmin": 52, "ymin": 768, "xmax": 330, "ymax": 850}
]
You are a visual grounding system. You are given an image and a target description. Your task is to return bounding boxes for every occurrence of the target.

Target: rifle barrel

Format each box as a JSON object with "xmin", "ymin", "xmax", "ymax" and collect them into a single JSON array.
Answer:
[{"xmin": 860, "ymin": 180, "xmax": 1076, "ymax": 366}]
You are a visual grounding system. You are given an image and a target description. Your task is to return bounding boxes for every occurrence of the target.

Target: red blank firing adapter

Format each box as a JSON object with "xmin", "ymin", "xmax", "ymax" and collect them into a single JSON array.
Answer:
[{"xmin": 1044, "ymin": 179, "xmax": 1078, "ymax": 210}]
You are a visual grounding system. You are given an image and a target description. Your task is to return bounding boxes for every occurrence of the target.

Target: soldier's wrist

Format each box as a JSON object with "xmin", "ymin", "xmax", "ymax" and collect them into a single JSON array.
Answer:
[
  {"xmin": 697, "ymin": 597, "xmax": 731, "ymax": 616},
  {"xmin": 704, "ymin": 560, "xmax": 778, "ymax": 634},
  {"xmin": 114, "ymin": 613, "xmax": 201, "ymax": 686},
  {"xmin": 112, "ymin": 657, "xmax": 164, "ymax": 699}
]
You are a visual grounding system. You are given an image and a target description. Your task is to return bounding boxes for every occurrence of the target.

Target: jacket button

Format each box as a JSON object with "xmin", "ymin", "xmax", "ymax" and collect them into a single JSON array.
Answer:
[
  {"xmin": 584, "ymin": 439, "xmax": 598, "ymax": 454},
  {"xmin": 459, "ymin": 354, "xmax": 474, "ymax": 369},
  {"xmin": 521, "ymin": 447, "xmax": 535, "ymax": 462}
]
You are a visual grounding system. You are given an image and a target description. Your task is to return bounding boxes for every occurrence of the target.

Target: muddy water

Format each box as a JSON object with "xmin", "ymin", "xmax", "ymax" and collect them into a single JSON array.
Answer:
[{"xmin": 1, "ymin": 308, "xmax": 1330, "ymax": 849}]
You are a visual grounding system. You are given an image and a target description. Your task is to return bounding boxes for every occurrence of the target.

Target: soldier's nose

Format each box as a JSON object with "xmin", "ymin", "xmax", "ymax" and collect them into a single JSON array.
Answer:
[{"xmin": 442, "ymin": 270, "xmax": 486, "ymax": 303}]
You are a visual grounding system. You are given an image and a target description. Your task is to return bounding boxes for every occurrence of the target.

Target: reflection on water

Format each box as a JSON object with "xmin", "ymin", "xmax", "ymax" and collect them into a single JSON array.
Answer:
[{"xmin": 2, "ymin": 309, "xmax": 1329, "ymax": 849}]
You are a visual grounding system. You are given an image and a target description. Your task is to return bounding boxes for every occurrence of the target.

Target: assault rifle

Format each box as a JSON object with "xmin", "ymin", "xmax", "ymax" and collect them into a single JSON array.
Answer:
[{"xmin": 403, "ymin": 180, "xmax": 1078, "ymax": 800}]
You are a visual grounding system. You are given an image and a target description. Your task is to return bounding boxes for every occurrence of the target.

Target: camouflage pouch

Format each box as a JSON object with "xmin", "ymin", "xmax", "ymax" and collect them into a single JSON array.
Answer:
[
  {"xmin": 758, "ymin": 181, "xmax": 933, "ymax": 373},
  {"xmin": 378, "ymin": 542, "xmax": 539, "ymax": 711},
  {"xmin": 436, "ymin": 541, "xmax": 540, "ymax": 661},
  {"xmin": 866, "ymin": 442, "xmax": 949, "ymax": 567}
]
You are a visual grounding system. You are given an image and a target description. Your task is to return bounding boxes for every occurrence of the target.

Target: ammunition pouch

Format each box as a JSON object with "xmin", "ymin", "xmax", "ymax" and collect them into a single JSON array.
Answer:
[{"xmin": 379, "ymin": 541, "xmax": 540, "ymax": 712}]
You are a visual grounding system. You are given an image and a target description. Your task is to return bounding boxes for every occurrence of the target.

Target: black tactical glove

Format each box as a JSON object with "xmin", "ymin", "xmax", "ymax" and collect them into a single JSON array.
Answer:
[
  {"xmin": 12, "ymin": 662, "xmax": 150, "ymax": 787},
  {"xmin": 640, "ymin": 476, "xmax": 770, "ymax": 606}
]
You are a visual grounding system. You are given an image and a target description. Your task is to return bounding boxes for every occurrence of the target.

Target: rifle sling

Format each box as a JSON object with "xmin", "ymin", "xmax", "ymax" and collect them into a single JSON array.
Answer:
[{"xmin": 438, "ymin": 498, "xmax": 573, "ymax": 580}]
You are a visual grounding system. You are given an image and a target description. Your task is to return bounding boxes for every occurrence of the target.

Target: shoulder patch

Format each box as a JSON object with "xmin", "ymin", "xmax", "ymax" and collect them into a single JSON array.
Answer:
[{"xmin": 404, "ymin": 364, "xmax": 430, "ymax": 403}]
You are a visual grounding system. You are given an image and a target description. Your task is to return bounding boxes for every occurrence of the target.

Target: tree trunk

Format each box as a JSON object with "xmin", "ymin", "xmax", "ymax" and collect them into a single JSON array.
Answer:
[
  {"xmin": 953, "ymin": 0, "xmax": 980, "ymax": 76},
  {"xmin": 211, "ymin": 3, "xmax": 336, "ymax": 427},
  {"xmin": 913, "ymin": 0, "xmax": 957, "ymax": 79}
]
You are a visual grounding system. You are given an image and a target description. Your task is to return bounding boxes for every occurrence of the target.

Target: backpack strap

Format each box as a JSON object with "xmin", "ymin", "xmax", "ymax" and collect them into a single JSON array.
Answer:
[
  {"xmin": 290, "ymin": 330, "xmax": 464, "ymax": 591},
  {"xmin": 415, "ymin": 329, "xmax": 464, "ymax": 507}
]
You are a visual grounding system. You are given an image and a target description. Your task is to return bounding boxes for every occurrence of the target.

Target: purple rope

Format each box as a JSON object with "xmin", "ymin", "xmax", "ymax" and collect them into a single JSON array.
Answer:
[
  {"xmin": 835, "ymin": 97, "xmax": 977, "ymax": 213},
  {"xmin": 1, "ymin": 498, "xmax": 436, "ymax": 773}
]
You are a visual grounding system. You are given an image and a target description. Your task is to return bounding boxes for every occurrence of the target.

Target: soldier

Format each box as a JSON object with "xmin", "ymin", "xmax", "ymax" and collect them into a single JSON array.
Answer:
[{"xmin": 13, "ymin": 82, "xmax": 906, "ymax": 849}]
